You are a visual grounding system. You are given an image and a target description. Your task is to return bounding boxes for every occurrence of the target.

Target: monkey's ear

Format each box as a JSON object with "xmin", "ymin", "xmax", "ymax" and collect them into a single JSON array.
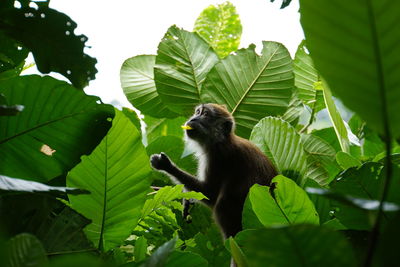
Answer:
[{"xmin": 222, "ymin": 120, "xmax": 233, "ymax": 135}]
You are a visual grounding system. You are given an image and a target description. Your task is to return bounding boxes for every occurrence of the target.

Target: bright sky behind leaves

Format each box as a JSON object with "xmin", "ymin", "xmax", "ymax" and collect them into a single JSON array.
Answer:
[{"xmin": 47, "ymin": 0, "xmax": 304, "ymax": 107}]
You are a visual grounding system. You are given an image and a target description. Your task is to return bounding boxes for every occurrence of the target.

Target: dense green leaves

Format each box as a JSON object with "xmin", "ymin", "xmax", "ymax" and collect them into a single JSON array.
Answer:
[
  {"xmin": 67, "ymin": 109, "xmax": 152, "ymax": 251},
  {"xmin": 293, "ymin": 41, "xmax": 324, "ymax": 113},
  {"xmin": 235, "ymin": 225, "xmax": 356, "ymax": 267},
  {"xmin": 250, "ymin": 117, "xmax": 307, "ymax": 184},
  {"xmin": 194, "ymin": 1, "xmax": 242, "ymax": 58},
  {"xmin": 120, "ymin": 55, "xmax": 177, "ymax": 118},
  {"xmin": 6, "ymin": 233, "xmax": 48, "ymax": 267},
  {"xmin": 0, "ymin": 7, "xmax": 97, "ymax": 89},
  {"xmin": 202, "ymin": 42, "xmax": 294, "ymax": 137},
  {"xmin": 243, "ymin": 176, "xmax": 319, "ymax": 229},
  {"xmin": 154, "ymin": 26, "xmax": 219, "ymax": 115},
  {"xmin": 0, "ymin": 75, "xmax": 113, "ymax": 181},
  {"xmin": 300, "ymin": 0, "xmax": 400, "ymax": 138}
]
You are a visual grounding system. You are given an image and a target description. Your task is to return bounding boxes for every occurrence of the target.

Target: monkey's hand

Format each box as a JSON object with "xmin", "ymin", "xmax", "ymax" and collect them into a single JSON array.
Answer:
[{"xmin": 150, "ymin": 152, "xmax": 173, "ymax": 171}]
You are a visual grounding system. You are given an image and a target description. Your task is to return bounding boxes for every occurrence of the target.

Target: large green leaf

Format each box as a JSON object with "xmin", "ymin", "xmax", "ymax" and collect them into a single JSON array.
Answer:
[
  {"xmin": 154, "ymin": 26, "xmax": 219, "ymax": 115},
  {"xmin": 235, "ymin": 225, "xmax": 356, "ymax": 267},
  {"xmin": 250, "ymin": 117, "xmax": 307, "ymax": 184},
  {"xmin": 0, "ymin": 7, "xmax": 97, "ymax": 89},
  {"xmin": 202, "ymin": 42, "xmax": 294, "ymax": 137},
  {"xmin": 242, "ymin": 176, "xmax": 319, "ymax": 229},
  {"xmin": 0, "ymin": 75, "xmax": 113, "ymax": 182},
  {"xmin": 6, "ymin": 233, "xmax": 48, "ymax": 267},
  {"xmin": 144, "ymin": 116, "xmax": 186, "ymax": 145},
  {"xmin": 67, "ymin": 109, "xmax": 152, "ymax": 251},
  {"xmin": 194, "ymin": 1, "xmax": 242, "ymax": 58},
  {"xmin": 293, "ymin": 41, "xmax": 324, "ymax": 113},
  {"xmin": 120, "ymin": 55, "xmax": 177, "ymax": 118},
  {"xmin": 300, "ymin": 0, "xmax": 400, "ymax": 138},
  {"xmin": 301, "ymin": 134, "xmax": 340, "ymax": 186}
]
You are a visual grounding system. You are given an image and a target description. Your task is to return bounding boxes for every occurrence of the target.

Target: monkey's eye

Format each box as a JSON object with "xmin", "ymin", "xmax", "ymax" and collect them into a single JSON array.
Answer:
[
  {"xmin": 195, "ymin": 109, "xmax": 201, "ymax": 115},
  {"xmin": 203, "ymin": 110, "xmax": 209, "ymax": 116}
]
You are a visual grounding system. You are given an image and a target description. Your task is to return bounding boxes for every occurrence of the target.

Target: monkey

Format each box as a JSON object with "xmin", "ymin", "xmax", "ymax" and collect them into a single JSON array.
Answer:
[{"xmin": 150, "ymin": 103, "xmax": 277, "ymax": 238}]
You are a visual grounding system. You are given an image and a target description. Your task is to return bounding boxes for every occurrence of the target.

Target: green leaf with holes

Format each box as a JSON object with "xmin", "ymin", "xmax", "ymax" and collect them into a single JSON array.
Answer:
[
  {"xmin": 194, "ymin": 1, "xmax": 242, "ymax": 58},
  {"xmin": 0, "ymin": 7, "xmax": 97, "ymax": 89},
  {"xmin": 300, "ymin": 0, "xmax": 400, "ymax": 138},
  {"xmin": 0, "ymin": 75, "xmax": 113, "ymax": 182},
  {"xmin": 154, "ymin": 26, "xmax": 219, "ymax": 115},
  {"xmin": 120, "ymin": 55, "xmax": 177, "ymax": 118},
  {"xmin": 67, "ymin": 109, "xmax": 152, "ymax": 251},
  {"xmin": 250, "ymin": 117, "xmax": 307, "ymax": 185},
  {"xmin": 242, "ymin": 176, "xmax": 319, "ymax": 229},
  {"xmin": 202, "ymin": 42, "xmax": 293, "ymax": 138}
]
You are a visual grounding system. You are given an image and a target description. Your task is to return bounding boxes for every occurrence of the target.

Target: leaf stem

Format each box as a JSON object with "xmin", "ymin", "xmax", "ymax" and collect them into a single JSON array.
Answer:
[{"xmin": 363, "ymin": 0, "xmax": 393, "ymax": 265}]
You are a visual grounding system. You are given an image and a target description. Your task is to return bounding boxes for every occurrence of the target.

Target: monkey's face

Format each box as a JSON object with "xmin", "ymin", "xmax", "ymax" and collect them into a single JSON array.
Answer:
[{"xmin": 184, "ymin": 104, "xmax": 234, "ymax": 144}]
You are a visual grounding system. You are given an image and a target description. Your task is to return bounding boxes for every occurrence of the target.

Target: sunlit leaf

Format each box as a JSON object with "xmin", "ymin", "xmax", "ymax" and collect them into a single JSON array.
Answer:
[
  {"xmin": 250, "ymin": 117, "xmax": 307, "ymax": 184},
  {"xmin": 202, "ymin": 42, "xmax": 294, "ymax": 138},
  {"xmin": 120, "ymin": 55, "xmax": 177, "ymax": 118},
  {"xmin": 0, "ymin": 75, "xmax": 113, "ymax": 182},
  {"xmin": 243, "ymin": 176, "xmax": 319, "ymax": 229},
  {"xmin": 194, "ymin": 1, "xmax": 242, "ymax": 58},
  {"xmin": 67, "ymin": 109, "xmax": 152, "ymax": 251},
  {"xmin": 155, "ymin": 26, "xmax": 219, "ymax": 115}
]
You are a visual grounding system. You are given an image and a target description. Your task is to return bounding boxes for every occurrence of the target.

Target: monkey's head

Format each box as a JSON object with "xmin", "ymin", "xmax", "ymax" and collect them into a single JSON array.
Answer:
[{"xmin": 184, "ymin": 103, "xmax": 235, "ymax": 144}]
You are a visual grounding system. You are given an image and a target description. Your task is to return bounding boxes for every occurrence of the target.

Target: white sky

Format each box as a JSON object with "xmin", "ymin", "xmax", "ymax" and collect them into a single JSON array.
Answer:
[{"xmin": 47, "ymin": 0, "xmax": 304, "ymax": 107}]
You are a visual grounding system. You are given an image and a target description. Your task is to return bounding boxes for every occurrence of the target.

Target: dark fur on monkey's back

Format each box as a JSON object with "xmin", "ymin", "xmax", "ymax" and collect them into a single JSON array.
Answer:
[{"xmin": 151, "ymin": 103, "xmax": 277, "ymax": 238}]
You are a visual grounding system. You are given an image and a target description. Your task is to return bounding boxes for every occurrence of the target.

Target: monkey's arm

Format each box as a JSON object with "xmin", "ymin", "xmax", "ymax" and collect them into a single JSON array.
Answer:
[{"xmin": 150, "ymin": 153, "xmax": 204, "ymax": 193}]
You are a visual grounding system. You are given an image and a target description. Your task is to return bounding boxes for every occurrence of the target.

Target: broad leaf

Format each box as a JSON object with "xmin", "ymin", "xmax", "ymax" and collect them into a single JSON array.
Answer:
[
  {"xmin": 243, "ymin": 176, "xmax": 319, "ymax": 229},
  {"xmin": 0, "ymin": 31, "xmax": 28, "ymax": 74},
  {"xmin": 154, "ymin": 26, "xmax": 219, "ymax": 115},
  {"xmin": 194, "ymin": 1, "xmax": 242, "ymax": 58},
  {"xmin": 250, "ymin": 117, "xmax": 307, "ymax": 184},
  {"xmin": 293, "ymin": 41, "xmax": 324, "ymax": 113},
  {"xmin": 165, "ymin": 251, "xmax": 208, "ymax": 267},
  {"xmin": 301, "ymin": 134, "xmax": 339, "ymax": 186},
  {"xmin": 0, "ymin": 174, "xmax": 88, "ymax": 195},
  {"xmin": 0, "ymin": 75, "xmax": 113, "ymax": 182},
  {"xmin": 336, "ymin": 151, "xmax": 361, "ymax": 170},
  {"xmin": 235, "ymin": 225, "xmax": 356, "ymax": 266},
  {"xmin": 144, "ymin": 116, "xmax": 186, "ymax": 145},
  {"xmin": 120, "ymin": 55, "xmax": 177, "ymax": 118},
  {"xmin": 0, "ymin": 7, "xmax": 97, "ymax": 89},
  {"xmin": 300, "ymin": 0, "xmax": 400, "ymax": 138},
  {"xmin": 67, "ymin": 109, "xmax": 152, "ymax": 251},
  {"xmin": 202, "ymin": 41, "xmax": 294, "ymax": 138},
  {"xmin": 6, "ymin": 233, "xmax": 48, "ymax": 267}
]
